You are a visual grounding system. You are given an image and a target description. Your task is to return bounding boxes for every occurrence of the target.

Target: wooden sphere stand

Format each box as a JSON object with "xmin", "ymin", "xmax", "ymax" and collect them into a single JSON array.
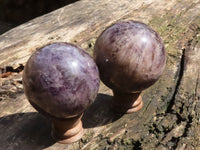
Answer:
[
  {"xmin": 50, "ymin": 114, "xmax": 83, "ymax": 144},
  {"xmin": 111, "ymin": 90, "xmax": 143, "ymax": 114}
]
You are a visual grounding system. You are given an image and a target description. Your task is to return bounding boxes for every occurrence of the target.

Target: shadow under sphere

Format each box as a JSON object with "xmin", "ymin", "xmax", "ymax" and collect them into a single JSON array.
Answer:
[
  {"xmin": 0, "ymin": 112, "xmax": 55, "ymax": 150},
  {"xmin": 82, "ymin": 93, "xmax": 123, "ymax": 128},
  {"xmin": 0, "ymin": 94, "xmax": 123, "ymax": 149}
]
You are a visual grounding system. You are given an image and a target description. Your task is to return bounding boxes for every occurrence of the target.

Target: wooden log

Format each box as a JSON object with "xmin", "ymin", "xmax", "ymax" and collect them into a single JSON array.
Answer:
[{"xmin": 0, "ymin": 0, "xmax": 200, "ymax": 149}]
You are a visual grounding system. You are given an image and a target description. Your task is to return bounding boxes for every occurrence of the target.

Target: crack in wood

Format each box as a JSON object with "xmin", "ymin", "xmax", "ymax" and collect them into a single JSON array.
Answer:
[
  {"xmin": 148, "ymin": 25, "xmax": 200, "ymax": 149},
  {"xmin": 194, "ymin": 71, "xmax": 199, "ymax": 98},
  {"xmin": 166, "ymin": 48, "xmax": 185, "ymax": 113},
  {"xmin": 0, "ymin": 64, "xmax": 24, "ymax": 78}
]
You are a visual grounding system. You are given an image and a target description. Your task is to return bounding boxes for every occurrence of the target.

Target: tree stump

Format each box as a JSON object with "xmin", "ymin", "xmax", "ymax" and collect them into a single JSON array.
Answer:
[{"xmin": 0, "ymin": 0, "xmax": 200, "ymax": 149}]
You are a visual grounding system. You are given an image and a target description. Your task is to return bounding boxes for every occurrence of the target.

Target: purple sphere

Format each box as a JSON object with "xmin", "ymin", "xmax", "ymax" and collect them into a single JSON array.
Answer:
[
  {"xmin": 23, "ymin": 43, "xmax": 100, "ymax": 118},
  {"xmin": 94, "ymin": 21, "xmax": 166, "ymax": 92}
]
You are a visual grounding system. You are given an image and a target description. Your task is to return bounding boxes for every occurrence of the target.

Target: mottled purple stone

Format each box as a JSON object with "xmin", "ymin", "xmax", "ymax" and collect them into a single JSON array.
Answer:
[
  {"xmin": 94, "ymin": 20, "xmax": 166, "ymax": 92},
  {"xmin": 23, "ymin": 43, "xmax": 100, "ymax": 118}
]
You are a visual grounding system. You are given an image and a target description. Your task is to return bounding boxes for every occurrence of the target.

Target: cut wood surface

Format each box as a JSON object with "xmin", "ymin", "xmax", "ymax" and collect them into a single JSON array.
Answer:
[{"xmin": 0, "ymin": 0, "xmax": 200, "ymax": 149}]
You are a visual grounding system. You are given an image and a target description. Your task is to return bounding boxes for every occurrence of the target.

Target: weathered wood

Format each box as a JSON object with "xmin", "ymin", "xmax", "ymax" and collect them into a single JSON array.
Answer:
[{"xmin": 0, "ymin": 0, "xmax": 200, "ymax": 149}]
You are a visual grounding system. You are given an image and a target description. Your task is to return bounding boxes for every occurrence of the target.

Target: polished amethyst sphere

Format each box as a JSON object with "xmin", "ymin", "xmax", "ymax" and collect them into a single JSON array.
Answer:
[
  {"xmin": 23, "ymin": 43, "xmax": 100, "ymax": 118},
  {"xmin": 94, "ymin": 21, "xmax": 166, "ymax": 92}
]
